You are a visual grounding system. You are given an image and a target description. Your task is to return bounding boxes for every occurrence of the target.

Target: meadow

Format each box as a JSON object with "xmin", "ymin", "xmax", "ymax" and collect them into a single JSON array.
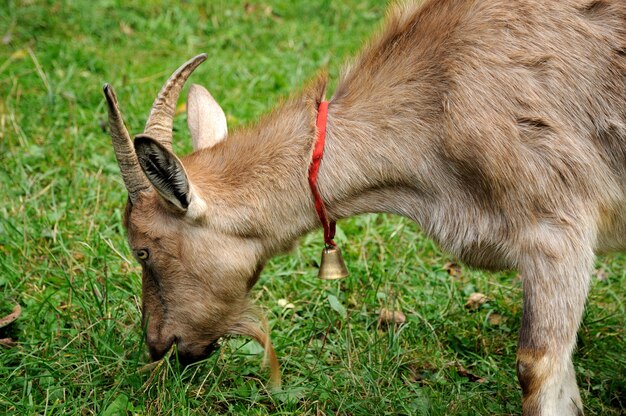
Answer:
[{"xmin": 0, "ymin": 1, "xmax": 624, "ymax": 414}]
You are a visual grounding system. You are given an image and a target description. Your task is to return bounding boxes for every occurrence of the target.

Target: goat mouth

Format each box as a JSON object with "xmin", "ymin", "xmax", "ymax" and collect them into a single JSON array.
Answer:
[{"xmin": 173, "ymin": 339, "xmax": 221, "ymax": 366}]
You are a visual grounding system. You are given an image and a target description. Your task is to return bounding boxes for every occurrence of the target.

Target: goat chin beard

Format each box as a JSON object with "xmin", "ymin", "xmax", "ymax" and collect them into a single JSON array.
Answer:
[{"xmin": 228, "ymin": 304, "xmax": 281, "ymax": 389}]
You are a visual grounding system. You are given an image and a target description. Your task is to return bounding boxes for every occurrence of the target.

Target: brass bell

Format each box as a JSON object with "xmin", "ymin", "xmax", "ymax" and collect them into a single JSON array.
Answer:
[{"xmin": 318, "ymin": 245, "xmax": 349, "ymax": 280}]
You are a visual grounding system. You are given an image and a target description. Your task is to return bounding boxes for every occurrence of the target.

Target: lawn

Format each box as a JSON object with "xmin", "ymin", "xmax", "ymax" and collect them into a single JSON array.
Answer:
[{"xmin": 0, "ymin": 1, "xmax": 624, "ymax": 415}]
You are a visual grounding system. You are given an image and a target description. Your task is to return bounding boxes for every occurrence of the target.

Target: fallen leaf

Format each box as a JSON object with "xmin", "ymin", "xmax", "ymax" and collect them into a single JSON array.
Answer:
[
  {"xmin": 465, "ymin": 293, "xmax": 488, "ymax": 310},
  {"xmin": 120, "ymin": 22, "xmax": 133, "ymax": 36},
  {"xmin": 594, "ymin": 269, "xmax": 607, "ymax": 282},
  {"xmin": 443, "ymin": 262, "xmax": 462, "ymax": 278},
  {"xmin": 487, "ymin": 312, "xmax": 504, "ymax": 326},
  {"xmin": 457, "ymin": 366, "xmax": 487, "ymax": 383},
  {"xmin": 0, "ymin": 338, "xmax": 16, "ymax": 348},
  {"xmin": 0, "ymin": 304, "xmax": 21, "ymax": 328},
  {"xmin": 244, "ymin": 3, "xmax": 275, "ymax": 17},
  {"xmin": 378, "ymin": 307, "xmax": 406, "ymax": 326},
  {"xmin": 244, "ymin": 3, "xmax": 256, "ymax": 14},
  {"xmin": 277, "ymin": 298, "xmax": 294, "ymax": 309}
]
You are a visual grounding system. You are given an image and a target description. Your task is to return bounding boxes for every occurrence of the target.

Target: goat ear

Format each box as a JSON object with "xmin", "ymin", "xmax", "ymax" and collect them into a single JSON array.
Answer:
[
  {"xmin": 186, "ymin": 84, "xmax": 228, "ymax": 150},
  {"xmin": 134, "ymin": 135, "xmax": 191, "ymax": 211}
]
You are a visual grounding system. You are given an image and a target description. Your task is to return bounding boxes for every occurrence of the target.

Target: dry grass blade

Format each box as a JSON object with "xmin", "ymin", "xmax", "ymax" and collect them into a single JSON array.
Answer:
[{"xmin": 136, "ymin": 360, "xmax": 162, "ymax": 375}]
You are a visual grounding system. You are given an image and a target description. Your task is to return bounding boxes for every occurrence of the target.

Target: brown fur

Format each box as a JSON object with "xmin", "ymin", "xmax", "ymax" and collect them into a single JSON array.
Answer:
[{"xmin": 111, "ymin": 1, "xmax": 625, "ymax": 414}]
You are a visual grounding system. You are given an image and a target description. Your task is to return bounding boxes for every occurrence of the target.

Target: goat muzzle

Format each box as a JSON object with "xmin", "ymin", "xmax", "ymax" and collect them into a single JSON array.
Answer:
[
  {"xmin": 174, "ymin": 340, "xmax": 221, "ymax": 366},
  {"xmin": 147, "ymin": 335, "xmax": 175, "ymax": 362}
]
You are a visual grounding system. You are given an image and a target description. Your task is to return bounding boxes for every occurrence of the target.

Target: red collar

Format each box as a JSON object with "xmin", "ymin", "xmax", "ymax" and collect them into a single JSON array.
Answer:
[{"xmin": 308, "ymin": 101, "xmax": 336, "ymax": 247}]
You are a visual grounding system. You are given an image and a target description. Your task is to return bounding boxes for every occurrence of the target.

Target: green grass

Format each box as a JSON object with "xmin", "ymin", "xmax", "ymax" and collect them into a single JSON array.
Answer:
[{"xmin": 0, "ymin": 1, "xmax": 624, "ymax": 414}]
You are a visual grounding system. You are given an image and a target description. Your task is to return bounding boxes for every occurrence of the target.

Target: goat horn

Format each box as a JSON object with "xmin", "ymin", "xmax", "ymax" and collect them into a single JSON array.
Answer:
[
  {"xmin": 143, "ymin": 54, "xmax": 208, "ymax": 151},
  {"xmin": 103, "ymin": 83, "xmax": 151, "ymax": 202}
]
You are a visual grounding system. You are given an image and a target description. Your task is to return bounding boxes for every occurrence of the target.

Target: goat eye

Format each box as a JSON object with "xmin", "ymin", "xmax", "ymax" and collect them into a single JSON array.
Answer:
[{"xmin": 135, "ymin": 249, "xmax": 150, "ymax": 260}]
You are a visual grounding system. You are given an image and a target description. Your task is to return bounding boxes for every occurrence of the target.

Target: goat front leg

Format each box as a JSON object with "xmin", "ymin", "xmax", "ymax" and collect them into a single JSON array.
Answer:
[{"xmin": 516, "ymin": 236, "xmax": 593, "ymax": 416}]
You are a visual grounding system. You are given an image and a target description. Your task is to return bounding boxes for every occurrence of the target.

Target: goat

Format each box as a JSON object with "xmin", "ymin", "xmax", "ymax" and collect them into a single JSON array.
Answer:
[{"xmin": 103, "ymin": 0, "xmax": 626, "ymax": 414}]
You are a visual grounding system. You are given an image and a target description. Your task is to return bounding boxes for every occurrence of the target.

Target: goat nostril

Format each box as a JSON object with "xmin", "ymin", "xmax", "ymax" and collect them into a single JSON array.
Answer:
[{"xmin": 147, "ymin": 336, "xmax": 175, "ymax": 361}]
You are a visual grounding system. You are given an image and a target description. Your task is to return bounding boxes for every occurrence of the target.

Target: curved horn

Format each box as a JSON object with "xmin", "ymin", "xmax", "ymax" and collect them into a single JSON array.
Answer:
[
  {"xmin": 103, "ymin": 84, "xmax": 151, "ymax": 202},
  {"xmin": 143, "ymin": 54, "xmax": 208, "ymax": 151}
]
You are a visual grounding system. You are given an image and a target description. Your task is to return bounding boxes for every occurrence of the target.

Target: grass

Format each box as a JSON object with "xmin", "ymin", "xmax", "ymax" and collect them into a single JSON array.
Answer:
[{"xmin": 0, "ymin": 0, "xmax": 624, "ymax": 414}]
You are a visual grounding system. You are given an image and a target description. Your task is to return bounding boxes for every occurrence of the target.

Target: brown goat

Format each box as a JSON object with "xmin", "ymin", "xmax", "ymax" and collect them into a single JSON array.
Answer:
[{"xmin": 104, "ymin": 0, "xmax": 626, "ymax": 414}]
